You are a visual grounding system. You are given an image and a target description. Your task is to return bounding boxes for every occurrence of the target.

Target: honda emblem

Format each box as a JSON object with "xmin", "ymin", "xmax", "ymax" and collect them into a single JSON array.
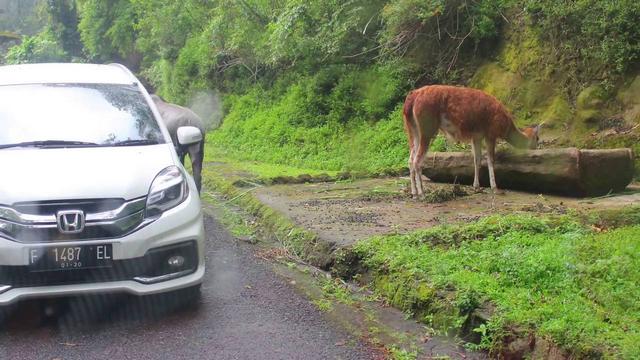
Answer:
[{"xmin": 56, "ymin": 210, "xmax": 85, "ymax": 234}]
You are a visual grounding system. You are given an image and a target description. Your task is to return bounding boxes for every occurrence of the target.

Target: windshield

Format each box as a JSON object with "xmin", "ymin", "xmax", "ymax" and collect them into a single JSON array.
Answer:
[{"xmin": 0, "ymin": 83, "xmax": 165, "ymax": 147}]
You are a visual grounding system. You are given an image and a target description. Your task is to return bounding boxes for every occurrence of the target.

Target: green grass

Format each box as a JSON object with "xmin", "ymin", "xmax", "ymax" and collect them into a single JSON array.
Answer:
[
  {"xmin": 205, "ymin": 143, "xmax": 339, "ymax": 179},
  {"xmin": 206, "ymin": 68, "xmax": 467, "ymax": 176},
  {"xmin": 349, "ymin": 214, "xmax": 640, "ymax": 358},
  {"xmin": 200, "ymin": 192, "xmax": 254, "ymax": 239},
  {"xmin": 387, "ymin": 346, "xmax": 418, "ymax": 360},
  {"xmin": 319, "ymin": 278, "xmax": 355, "ymax": 306},
  {"xmin": 312, "ymin": 298, "xmax": 333, "ymax": 312}
]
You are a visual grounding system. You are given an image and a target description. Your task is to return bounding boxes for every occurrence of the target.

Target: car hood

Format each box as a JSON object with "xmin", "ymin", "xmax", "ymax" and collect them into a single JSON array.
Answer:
[{"xmin": 0, "ymin": 144, "xmax": 176, "ymax": 205}]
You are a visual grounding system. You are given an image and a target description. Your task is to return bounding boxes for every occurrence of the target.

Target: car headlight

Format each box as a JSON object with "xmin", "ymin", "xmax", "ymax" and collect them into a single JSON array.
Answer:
[
  {"xmin": 146, "ymin": 166, "xmax": 189, "ymax": 218},
  {"xmin": 0, "ymin": 218, "xmax": 14, "ymax": 237}
]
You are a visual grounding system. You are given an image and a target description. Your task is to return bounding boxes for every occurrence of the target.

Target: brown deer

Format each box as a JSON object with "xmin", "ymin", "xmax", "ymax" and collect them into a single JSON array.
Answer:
[{"xmin": 403, "ymin": 85, "xmax": 540, "ymax": 197}]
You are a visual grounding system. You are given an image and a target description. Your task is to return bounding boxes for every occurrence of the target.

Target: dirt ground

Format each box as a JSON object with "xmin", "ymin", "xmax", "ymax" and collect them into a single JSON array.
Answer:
[{"xmin": 255, "ymin": 177, "xmax": 640, "ymax": 248}]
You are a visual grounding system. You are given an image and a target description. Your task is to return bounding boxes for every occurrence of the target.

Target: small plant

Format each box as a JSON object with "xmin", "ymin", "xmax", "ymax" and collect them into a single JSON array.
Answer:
[
  {"xmin": 320, "ymin": 279, "xmax": 355, "ymax": 306},
  {"xmin": 312, "ymin": 299, "xmax": 333, "ymax": 312},
  {"xmin": 422, "ymin": 184, "xmax": 469, "ymax": 203},
  {"xmin": 387, "ymin": 346, "xmax": 418, "ymax": 360}
]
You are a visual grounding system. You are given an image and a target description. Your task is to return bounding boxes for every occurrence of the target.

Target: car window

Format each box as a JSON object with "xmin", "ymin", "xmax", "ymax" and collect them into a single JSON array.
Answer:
[{"xmin": 0, "ymin": 83, "xmax": 165, "ymax": 147}]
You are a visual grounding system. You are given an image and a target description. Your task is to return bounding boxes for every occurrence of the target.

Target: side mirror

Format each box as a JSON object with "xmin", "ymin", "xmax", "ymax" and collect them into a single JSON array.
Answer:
[{"xmin": 177, "ymin": 126, "xmax": 203, "ymax": 146}]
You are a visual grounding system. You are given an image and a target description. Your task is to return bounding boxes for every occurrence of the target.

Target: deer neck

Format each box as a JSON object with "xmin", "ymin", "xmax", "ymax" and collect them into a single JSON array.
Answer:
[{"xmin": 505, "ymin": 125, "xmax": 531, "ymax": 149}]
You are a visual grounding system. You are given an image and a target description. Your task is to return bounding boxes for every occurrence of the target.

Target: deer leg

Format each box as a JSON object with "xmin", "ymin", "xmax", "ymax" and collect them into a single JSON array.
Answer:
[
  {"xmin": 408, "ymin": 143, "xmax": 417, "ymax": 198},
  {"xmin": 485, "ymin": 140, "xmax": 501, "ymax": 193},
  {"xmin": 471, "ymin": 137, "xmax": 482, "ymax": 189},
  {"xmin": 407, "ymin": 123, "xmax": 422, "ymax": 199},
  {"xmin": 412, "ymin": 122, "xmax": 438, "ymax": 199},
  {"xmin": 409, "ymin": 162, "xmax": 418, "ymax": 198},
  {"xmin": 411, "ymin": 134, "xmax": 427, "ymax": 198}
]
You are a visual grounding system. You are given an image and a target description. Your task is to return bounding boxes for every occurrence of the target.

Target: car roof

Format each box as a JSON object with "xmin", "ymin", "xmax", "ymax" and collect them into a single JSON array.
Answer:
[{"xmin": 0, "ymin": 63, "xmax": 137, "ymax": 86}]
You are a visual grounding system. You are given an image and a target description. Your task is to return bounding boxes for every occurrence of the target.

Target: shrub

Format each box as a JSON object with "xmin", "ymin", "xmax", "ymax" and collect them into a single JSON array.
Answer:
[
  {"xmin": 524, "ymin": 0, "xmax": 640, "ymax": 81},
  {"xmin": 5, "ymin": 31, "xmax": 68, "ymax": 64}
]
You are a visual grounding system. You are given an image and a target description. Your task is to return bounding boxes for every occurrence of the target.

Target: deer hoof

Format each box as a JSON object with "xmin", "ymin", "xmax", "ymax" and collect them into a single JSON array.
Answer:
[{"xmin": 492, "ymin": 189, "xmax": 505, "ymax": 195}]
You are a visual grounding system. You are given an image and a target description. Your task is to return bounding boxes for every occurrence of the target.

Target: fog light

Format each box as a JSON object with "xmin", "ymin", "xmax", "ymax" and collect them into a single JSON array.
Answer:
[{"xmin": 167, "ymin": 255, "xmax": 185, "ymax": 268}]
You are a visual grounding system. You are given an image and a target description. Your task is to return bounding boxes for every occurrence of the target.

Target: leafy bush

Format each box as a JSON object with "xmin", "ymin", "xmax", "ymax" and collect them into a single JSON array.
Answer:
[
  {"xmin": 379, "ymin": 0, "xmax": 513, "ymax": 83},
  {"xmin": 5, "ymin": 31, "xmax": 68, "ymax": 64},
  {"xmin": 131, "ymin": 0, "xmax": 211, "ymax": 61},
  {"xmin": 76, "ymin": 0, "xmax": 136, "ymax": 60},
  {"xmin": 524, "ymin": 0, "xmax": 640, "ymax": 81},
  {"xmin": 207, "ymin": 65, "xmax": 414, "ymax": 172}
]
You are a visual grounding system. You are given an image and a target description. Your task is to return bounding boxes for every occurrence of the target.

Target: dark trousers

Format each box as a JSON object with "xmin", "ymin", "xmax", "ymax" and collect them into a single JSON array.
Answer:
[{"xmin": 177, "ymin": 140, "xmax": 204, "ymax": 193}]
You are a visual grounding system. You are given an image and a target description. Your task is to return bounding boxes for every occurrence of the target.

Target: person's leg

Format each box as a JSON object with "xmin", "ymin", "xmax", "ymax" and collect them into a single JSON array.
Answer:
[
  {"xmin": 188, "ymin": 140, "xmax": 204, "ymax": 193},
  {"xmin": 177, "ymin": 145, "xmax": 187, "ymax": 165}
]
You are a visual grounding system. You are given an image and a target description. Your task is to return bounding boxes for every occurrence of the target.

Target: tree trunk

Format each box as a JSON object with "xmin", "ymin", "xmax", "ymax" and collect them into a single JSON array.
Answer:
[{"xmin": 422, "ymin": 148, "xmax": 634, "ymax": 197}]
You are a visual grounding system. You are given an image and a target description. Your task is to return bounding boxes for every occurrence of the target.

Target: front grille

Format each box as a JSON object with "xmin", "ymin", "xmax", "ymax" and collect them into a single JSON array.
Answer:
[
  {"xmin": 0, "ymin": 241, "xmax": 197, "ymax": 288},
  {"xmin": 0, "ymin": 197, "xmax": 147, "ymax": 242},
  {"xmin": 13, "ymin": 199, "xmax": 124, "ymax": 216}
]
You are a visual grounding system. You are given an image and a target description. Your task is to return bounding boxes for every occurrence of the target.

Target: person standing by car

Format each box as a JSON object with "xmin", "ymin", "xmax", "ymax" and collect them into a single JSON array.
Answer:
[{"xmin": 150, "ymin": 94, "xmax": 206, "ymax": 193}]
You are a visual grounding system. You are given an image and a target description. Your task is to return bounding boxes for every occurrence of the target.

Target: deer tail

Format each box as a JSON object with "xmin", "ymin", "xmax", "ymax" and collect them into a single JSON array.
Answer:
[{"xmin": 403, "ymin": 91, "xmax": 418, "ymax": 145}]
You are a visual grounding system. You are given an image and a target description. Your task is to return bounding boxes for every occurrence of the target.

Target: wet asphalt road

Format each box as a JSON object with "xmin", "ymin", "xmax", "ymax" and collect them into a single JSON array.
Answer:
[{"xmin": 0, "ymin": 216, "xmax": 377, "ymax": 360}]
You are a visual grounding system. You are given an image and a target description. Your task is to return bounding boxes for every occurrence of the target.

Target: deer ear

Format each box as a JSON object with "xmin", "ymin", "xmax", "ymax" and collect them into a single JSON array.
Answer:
[{"xmin": 533, "ymin": 124, "xmax": 543, "ymax": 135}]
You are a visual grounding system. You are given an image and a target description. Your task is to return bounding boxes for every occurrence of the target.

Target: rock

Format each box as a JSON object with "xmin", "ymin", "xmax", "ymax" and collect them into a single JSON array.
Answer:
[
  {"xmin": 616, "ymin": 75, "xmax": 640, "ymax": 107},
  {"xmin": 617, "ymin": 75, "xmax": 640, "ymax": 123},
  {"xmin": 577, "ymin": 85, "xmax": 607, "ymax": 110},
  {"xmin": 576, "ymin": 85, "xmax": 608, "ymax": 124},
  {"xmin": 576, "ymin": 109, "xmax": 602, "ymax": 124}
]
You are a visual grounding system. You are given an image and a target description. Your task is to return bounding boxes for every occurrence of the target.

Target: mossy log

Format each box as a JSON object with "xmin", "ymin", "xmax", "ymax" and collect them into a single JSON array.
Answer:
[{"xmin": 422, "ymin": 148, "xmax": 634, "ymax": 197}]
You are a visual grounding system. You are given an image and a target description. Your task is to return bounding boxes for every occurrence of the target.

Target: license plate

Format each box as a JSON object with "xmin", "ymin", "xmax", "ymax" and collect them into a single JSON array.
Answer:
[{"xmin": 29, "ymin": 244, "xmax": 113, "ymax": 272}]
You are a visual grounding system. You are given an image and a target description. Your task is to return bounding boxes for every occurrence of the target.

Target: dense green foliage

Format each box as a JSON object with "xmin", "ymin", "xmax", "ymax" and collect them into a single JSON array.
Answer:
[
  {"xmin": 76, "ymin": 0, "xmax": 136, "ymax": 61},
  {"xmin": 45, "ymin": 0, "xmax": 83, "ymax": 58},
  {"xmin": 208, "ymin": 65, "xmax": 410, "ymax": 172},
  {"xmin": 6, "ymin": 0, "xmax": 640, "ymax": 172},
  {"xmin": 352, "ymin": 214, "xmax": 640, "ymax": 358},
  {"xmin": 526, "ymin": 0, "xmax": 640, "ymax": 83},
  {"xmin": 5, "ymin": 30, "xmax": 67, "ymax": 64}
]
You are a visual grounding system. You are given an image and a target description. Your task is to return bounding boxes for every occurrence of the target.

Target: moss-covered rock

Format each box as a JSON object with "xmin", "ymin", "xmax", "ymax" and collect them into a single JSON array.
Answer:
[
  {"xmin": 577, "ymin": 85, "xmax": 607, "ymax": 110},
  {"xmin": 575, "ymin": 109, "xmax": 602, "ymax": 124},
  {"xmin": 616, "ymin": 75, "xmax": 640, "ymax": 123},
  {"xmin": 616, "ymin": 75, "xmax": 640, "ymax": 107},
  {"xmin": 470, "ymin": 63, "xmax": 521, "ymax": 103},
  {"xmin": 498, "ymin": 24, "xmax": 543, "ymax": 74},
  {"xmin": 540, "ymin": 95, "xmax": 572, "ymax": 129},
  {"xmin": 574, "ymin": 85, "xmax": 608, "ymax": 124}
]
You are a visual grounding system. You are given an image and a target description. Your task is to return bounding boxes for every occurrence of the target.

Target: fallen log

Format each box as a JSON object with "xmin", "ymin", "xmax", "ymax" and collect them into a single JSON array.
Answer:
[{"xmin": 422, "ymin": 148, "xmax": 634, "ymax": 197}]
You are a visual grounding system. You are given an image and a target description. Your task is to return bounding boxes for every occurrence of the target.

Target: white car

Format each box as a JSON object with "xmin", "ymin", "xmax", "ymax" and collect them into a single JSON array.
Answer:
[{"xmin": 0, "ymin": 63, "xmax": 205, "ymax": 307}]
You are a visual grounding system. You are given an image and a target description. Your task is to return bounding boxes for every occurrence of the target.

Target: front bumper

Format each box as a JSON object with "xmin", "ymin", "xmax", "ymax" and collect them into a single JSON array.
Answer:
[{"xmin": 0, "ymin": 190, "xmax": 205, "ymax": 306}]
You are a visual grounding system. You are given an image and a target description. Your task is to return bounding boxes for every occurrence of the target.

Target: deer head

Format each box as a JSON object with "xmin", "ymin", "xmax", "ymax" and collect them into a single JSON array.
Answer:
[{"xmin": 521, "ymin": 122, "xmax": 544, "ymax": 149}]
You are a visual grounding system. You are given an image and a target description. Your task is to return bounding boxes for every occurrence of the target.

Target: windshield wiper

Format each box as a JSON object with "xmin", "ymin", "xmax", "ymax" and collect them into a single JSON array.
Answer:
[
  {"xmin": 112, "ymin": 139, "xmax": 160, "ymax": 146},
  {"xmin": 0, "ymin": 140, "xmax": 100, "ymax": 149}
]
